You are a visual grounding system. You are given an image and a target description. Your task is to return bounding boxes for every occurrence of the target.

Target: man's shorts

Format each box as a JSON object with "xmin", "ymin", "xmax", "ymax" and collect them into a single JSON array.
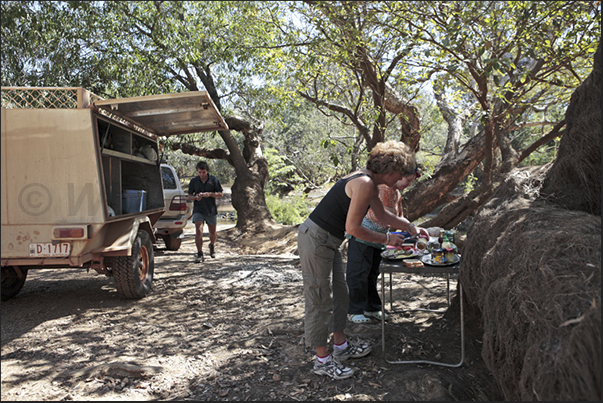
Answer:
[{"xmin": 192, "ymin": 213, "xmax": 218, "ymax": 226}]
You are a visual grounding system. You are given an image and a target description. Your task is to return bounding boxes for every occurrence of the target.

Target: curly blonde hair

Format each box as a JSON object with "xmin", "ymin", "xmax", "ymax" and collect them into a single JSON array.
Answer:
[{"xmin": 366, "ymin": 140, "xmax": 416, "ymax": 175}]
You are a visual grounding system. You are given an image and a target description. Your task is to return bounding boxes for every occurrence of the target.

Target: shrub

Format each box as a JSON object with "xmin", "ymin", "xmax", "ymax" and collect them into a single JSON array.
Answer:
[{"xmin": 265, "ymin": 193, "xmax": 311, "ymax": 225}]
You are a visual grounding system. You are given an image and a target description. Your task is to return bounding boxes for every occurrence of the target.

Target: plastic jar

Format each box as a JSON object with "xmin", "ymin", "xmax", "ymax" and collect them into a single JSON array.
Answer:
[
  {"xmin": 445, "ymin": 247, "xmax": 455, "ymax": 263},
  {"xmin": 432, "ymin": 248, "xmax": 445, "ymax": 264}
]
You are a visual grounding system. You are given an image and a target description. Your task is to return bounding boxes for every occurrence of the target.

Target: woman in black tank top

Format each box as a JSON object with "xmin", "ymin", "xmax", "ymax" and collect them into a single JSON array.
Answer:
[{"xmin": 297, "ymin": 140, "xmax": 429, "ymax": 380}]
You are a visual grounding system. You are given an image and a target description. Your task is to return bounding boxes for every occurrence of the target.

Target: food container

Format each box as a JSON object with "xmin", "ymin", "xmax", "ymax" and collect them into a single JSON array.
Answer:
[
  {"xmin": 432, "ymin": 248, "xmax": 445, "ymax": 264},
  {"xmin": 416, "ymin": 237, "xmax": 428, "ymax": 250},
  {"xmin": 122, "ymin": 189, "xmax": 147, "ymax": 214},
  {"xmin": 445, "ymin": 247, "xmax": 455, "ymax": 263},
  {"xmin": 444, "ymin": 230, "xmax": 455, "ymax": 243}
]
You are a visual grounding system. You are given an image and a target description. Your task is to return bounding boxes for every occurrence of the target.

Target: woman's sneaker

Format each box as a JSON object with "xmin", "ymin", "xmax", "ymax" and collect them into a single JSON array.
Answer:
[
  {"xmin": 313, "ymin": 355, "xmax": 354, "ymax": 380},
  {"xmin": 332, "ymin": 340, "xmax": 372, "ymax": 361}
]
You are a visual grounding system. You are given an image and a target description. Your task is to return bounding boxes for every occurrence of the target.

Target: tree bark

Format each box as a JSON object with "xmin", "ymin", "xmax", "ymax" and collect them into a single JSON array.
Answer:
[
  {"xmin": 433, "ymin": 90, "xmax": 471, "ymax": 160},
  {"xmin": 222, "ymin": 116, "xmax": 277, "ymax": 232},
  {"xmin": 401, "ymin": 130, "xmax": 488, "ymax": 223},
  {"xmin": 384, "ymin": 83, "xmax": 422, "ymax": 151}
]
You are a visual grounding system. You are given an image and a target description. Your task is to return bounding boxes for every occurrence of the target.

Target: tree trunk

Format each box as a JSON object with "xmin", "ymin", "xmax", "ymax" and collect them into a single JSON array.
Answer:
[
  {"xmin": 419, "ymin": 181, "xmax": 497, "ymax": 229},
  {"xmin": 401, "ymin": 129, "xmax": 487, "ymax": 223},
  {"xmin": 169, "ymin": 63, "xmax": 279, "ymax": 234},
  {"xmin": 433, "ymin": 90, "xmax": 470, "ymax": 160},
  {"xmin": 384, "ymin": 83, "xmax": 421, "ymax": 151},
  {"xmin": 223, "ymin": 116, "xmax": 277, "ymax": 231},
  {"xmin": 169, "ymin": 117, "xmax": 278, "ymax": 233}
]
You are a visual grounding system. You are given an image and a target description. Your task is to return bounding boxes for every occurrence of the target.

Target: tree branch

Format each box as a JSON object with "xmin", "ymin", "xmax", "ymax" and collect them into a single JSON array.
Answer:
[{"xmin": 517, "ymin": 120, "xmax": 566, "ymax": 164}]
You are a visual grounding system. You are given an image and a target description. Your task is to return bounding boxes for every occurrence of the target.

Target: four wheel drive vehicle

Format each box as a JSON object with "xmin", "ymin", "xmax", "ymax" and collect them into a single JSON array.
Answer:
[
  {"xmin": 1, "ymin": 87, "xmax": 227, "ymax": 300},
  {"xmin": 154, "ymin": 163, "xmax": 193, "ymax": 251}
]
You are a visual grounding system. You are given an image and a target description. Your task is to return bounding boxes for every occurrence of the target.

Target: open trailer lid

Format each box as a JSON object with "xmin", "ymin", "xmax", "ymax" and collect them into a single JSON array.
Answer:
[{"xmin": 93, "ymin": 91, "xmax": 228, "ymax": 136}]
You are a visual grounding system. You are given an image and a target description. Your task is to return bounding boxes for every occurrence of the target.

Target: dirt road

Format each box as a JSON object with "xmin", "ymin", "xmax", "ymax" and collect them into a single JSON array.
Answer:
[{"xmin": 1, "ymin": 223, "xmax": 503, "ymax": 401}]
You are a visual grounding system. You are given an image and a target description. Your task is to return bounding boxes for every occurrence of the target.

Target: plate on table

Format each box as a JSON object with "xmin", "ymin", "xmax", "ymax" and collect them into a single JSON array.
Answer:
[
  {"xmin": 420, "ymin": 254, "xmax": 460, "ymax": 266},
  {"xmin": 381, "ymin": 248, "xmax": 418, "ymax": 260}
]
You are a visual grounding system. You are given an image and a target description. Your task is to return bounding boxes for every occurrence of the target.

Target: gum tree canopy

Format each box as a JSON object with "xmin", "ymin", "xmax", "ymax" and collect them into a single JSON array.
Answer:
[
  {"xmin": 1, "ymin": 1, "xmax": 599, "ymax": 231},
  {"xmin": 285, "ymin": 1, "xmax": 599, "ymax": 226},
  {"xmin": 2, "ymin": 1, "xmax": 286, "ymax": 232}
]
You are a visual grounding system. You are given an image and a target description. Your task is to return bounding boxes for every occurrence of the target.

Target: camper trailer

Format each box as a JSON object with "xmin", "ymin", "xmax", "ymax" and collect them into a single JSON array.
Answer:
[{"xmin": 1, "ymin": 87, "xmax": 227, "ymax": 300}]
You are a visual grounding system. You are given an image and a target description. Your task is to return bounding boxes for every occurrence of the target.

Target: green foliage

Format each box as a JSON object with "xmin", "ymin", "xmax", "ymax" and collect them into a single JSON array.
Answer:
[
  {"xmin": 264, "ymin": 192, "xmax": 311, "ymax": 225},
  {"xmin": 264, "ymin": 148, "xmax": 303, "ymax": 195},
  {"xmin": 263, "ymin": 95, "xmax": 354, "ymax": 187},
  {"xmin": 1, "ymin": 1, "xmax": 103, "ymax": 90},
  {"xmin": 462, "ymin": 173, "xmax": 479, "ymax": 193},
  {"xmin": 384, "ymin": 1, "xmax": 599, "ymax": 121},
  {"xmin": 519, "ymin": 138, "xmax": 560, "ymax": 167},
  {"xmin": 1, "ymin": 1, "xmax": 288, "ymax": 103}
]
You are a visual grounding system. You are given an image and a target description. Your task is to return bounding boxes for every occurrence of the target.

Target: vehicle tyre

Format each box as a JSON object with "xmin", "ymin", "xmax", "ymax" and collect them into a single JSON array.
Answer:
[
  {"xmin": 162, "ymin": 234, "xmax": 182, "ymax": 251},
  {"xmin": 1, "ymin": 266, "xmax": 28, "ymax": 301},
  {"xmin": 111, "ymin": 230, "xmax": 154, "ymax": 299}
]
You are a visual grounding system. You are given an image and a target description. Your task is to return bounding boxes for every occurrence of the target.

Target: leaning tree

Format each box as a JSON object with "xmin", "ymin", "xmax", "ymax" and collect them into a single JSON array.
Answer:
[
  {"xmin": 2, "ymin": 1, "xmax": 598, "ymax": 232},
  {"xmin": 283, "ymin": 1, "xmax": 599, "ymax": 228}
]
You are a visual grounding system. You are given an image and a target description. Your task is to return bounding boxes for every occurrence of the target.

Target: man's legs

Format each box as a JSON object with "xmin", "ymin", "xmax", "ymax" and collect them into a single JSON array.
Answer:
[
  {"xmin": 195, "ymin": 220, "xmax": 205, "ymax": 262},
  {"xmin": 206, "ymin": 214, "xmax": 218, "ymax": 258},
  {"xmin": 207, "ymin": 224, "xmax": 217, "ymax": 257}
]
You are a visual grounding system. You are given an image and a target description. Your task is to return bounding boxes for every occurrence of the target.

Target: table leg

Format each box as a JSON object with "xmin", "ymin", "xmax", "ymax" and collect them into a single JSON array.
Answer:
[
  {"xmin": 381, "ymin": 272, "xmax": 465, "ymax": 367},
  {"xmin": 381, "ymin": 273, "xmax": 386, "ymax": 353}
]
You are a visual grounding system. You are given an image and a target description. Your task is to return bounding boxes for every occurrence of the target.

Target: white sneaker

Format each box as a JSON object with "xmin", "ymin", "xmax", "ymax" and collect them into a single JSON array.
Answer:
[
  {"xmin": 347, "ymin": 314, "xmax": 371, "ymax": 323},
  {"xmin": 313, "ymin": 355, "xmax": 354, "ymax": 380},
  {"xmin": 332, "ymin": 340, "xmax": 372, "ymax": 361}
]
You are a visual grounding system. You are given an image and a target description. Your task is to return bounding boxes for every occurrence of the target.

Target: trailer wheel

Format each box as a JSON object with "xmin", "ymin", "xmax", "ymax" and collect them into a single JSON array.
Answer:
[
  {"xmin": 162, "ymin": 234, "xmax": 182, "ymax": 251},
  {"xmin": 1, "ymin": 266, "xmax": 28, "ymax": 301},
  {"xmin": 111, "ymin": 230, "xmax": 154, "ymax": 299}
]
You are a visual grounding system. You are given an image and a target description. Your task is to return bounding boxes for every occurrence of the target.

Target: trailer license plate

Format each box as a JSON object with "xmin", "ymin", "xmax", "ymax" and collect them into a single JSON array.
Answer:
[{"xmin": 29, "ymin": 242, "xmax": 71, "ymax": 257}]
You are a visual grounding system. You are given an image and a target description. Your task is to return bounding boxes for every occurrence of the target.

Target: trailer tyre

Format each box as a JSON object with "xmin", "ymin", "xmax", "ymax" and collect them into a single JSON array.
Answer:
[
  {"xmin": 112, "ymin": 230, "xmax": 154, "ymax": 299},
  {"xmin": 1, "ymin": 266, "xmax": 28, "ymax": 301}
]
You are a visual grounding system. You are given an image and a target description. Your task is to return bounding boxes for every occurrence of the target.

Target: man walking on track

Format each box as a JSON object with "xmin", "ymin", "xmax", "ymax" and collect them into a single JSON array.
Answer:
[{"xmin": 187, "ymin": 160, "xmax": 224, "ymax": 263}]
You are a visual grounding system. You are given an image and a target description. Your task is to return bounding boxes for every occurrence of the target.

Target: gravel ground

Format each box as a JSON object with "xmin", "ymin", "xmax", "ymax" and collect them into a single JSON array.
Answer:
[{"xmin": 1, "ymin": 223, "xmax": 503, "ymax": 401}]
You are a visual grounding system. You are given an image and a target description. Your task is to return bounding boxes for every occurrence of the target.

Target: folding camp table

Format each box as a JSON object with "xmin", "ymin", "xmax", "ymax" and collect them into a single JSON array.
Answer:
[{"xmin": 380, "ymin": 257, "xmax": 464, "ymax": 367}]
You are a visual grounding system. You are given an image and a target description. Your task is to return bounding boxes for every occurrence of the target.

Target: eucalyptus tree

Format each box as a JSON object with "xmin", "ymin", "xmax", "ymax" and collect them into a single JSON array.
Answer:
[
  {"xmin": 281, "ymin": 1, "xmax": 599, "ymax": 228},
  {"xmin": 283, "ymin": 1, "xmax": 423, "ymax": 157},
  {"xmin": 1, "ymin": 0, "xmax": 294, "ymax": 232},
  {"xmin": 378, "ymin": 1, "xmax": 600, "ymax": 227}
]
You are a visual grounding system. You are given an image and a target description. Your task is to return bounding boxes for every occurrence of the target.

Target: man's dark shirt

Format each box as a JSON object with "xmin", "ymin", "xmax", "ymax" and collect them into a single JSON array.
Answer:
[{"xmin": 188, "ymin": 175, "xmax": 223, "ymax": 216}]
